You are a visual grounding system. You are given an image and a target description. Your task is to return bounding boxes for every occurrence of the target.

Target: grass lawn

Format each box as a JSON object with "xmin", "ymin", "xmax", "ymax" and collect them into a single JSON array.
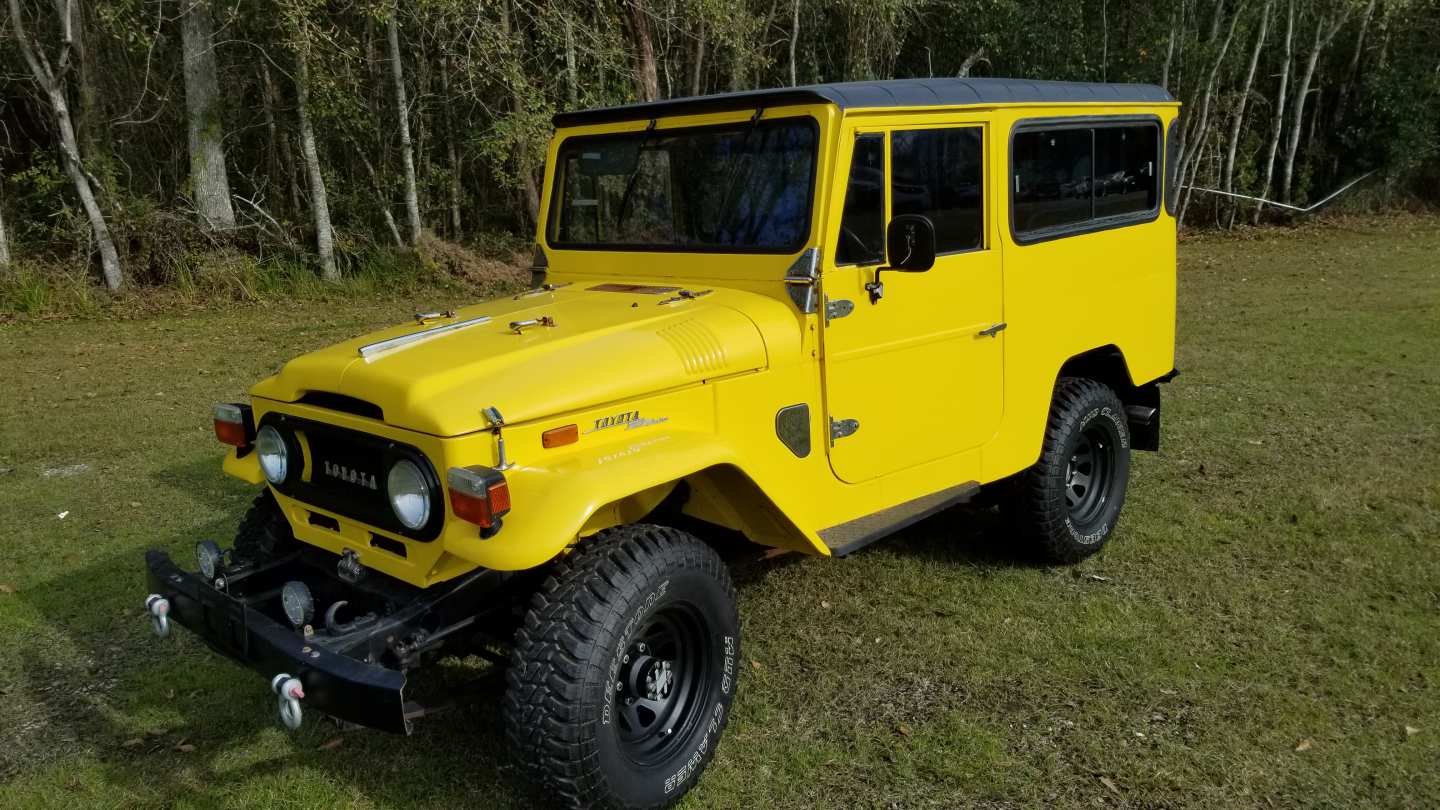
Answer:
[{"xmin": 1, "ymin": 216, "xmax": 1437, "ymax": 808}]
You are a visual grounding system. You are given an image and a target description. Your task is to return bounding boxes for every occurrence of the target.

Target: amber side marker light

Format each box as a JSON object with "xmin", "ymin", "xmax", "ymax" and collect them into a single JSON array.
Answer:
[
  {"xmin": 213, "ymin": 402, "xmax": 255, "ymax": 448},
  {"xmin": 448, "ymin": 466, "xmax": 512, "ymax": 536},
  {"xmin": 542, "ymin": 424, "xmax": 579, "ymax": 448}
]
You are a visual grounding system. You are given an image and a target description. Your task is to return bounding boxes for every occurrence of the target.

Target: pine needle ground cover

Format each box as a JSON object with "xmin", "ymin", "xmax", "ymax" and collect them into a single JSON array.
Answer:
[{"xmin": 0, "ymin": 216, "xmax": 1436, "ymax": 808}]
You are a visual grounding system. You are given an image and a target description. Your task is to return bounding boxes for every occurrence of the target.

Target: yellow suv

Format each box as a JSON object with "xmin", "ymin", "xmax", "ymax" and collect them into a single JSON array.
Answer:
[{"xmin": 145, "ymin": 77, "xmax": 1178, "ymax": 809}]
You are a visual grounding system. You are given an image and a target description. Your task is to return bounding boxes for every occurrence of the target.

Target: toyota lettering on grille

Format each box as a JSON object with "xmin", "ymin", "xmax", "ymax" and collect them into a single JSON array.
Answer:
[{"xmin": 323, "ymin": 460, "xmax": 379, "ymax": 490}]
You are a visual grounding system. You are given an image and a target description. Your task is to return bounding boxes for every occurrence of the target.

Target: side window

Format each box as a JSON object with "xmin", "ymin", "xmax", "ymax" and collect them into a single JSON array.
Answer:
[
  {"xmin": 1095, "ymin": 125, "xmax": 1158, "ymax": 218},
  {"xmin": 835, "ymin": 134, "xmax": 885, "ymax": 265},
  {"xmin": 1013, "ymin": 128, "xmax": 1092, "ymax": 233},
  {"xmin": 891, "ymin": 127, "xmax": 984, "ymax": 253}
]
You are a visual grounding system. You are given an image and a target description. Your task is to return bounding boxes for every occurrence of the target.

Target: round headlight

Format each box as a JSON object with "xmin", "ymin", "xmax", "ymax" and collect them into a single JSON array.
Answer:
[
  {"xmin": 196, "ymin": 540, "xmax": 224, "ymax": 580},
  {"xmin": 387, "ymin": 459, "xmax": 431, "ymax": 530},
  {"xmin": 256, "ymin": 424, "xmax": 289, "ymax": 484},
  {"xmin": 281, "ymin": 581, "xmax": 314, "ymax": 627}
]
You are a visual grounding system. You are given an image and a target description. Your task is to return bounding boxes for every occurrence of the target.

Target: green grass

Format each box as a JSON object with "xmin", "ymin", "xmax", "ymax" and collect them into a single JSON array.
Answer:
[{"xmin": 1, "ymin": 215, "xmax": 1438, "ymax": 808}]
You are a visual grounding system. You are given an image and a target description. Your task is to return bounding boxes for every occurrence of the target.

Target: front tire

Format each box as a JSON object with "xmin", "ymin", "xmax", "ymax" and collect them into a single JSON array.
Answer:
[
  {"xmin": 503, "ymin": 524, "xmax": 740, "ymax": 809},
  {"xmin": 1010, "ymin": 377, "xmax": 1131, "ymax": 563}
]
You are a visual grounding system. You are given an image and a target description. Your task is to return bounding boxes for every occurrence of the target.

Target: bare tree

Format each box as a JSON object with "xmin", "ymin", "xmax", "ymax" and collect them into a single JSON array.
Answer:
[
  {"xmin": 1223, "ymin": 0, "xmax": 1273, "ymax": 227},
  {"xmin": 294, "ymin": 46, "xmax": 338, "ymax": 281},
  {"xmin": 1330, "ymin": 0, "xmax": 1378, "ymax": 131},
  {"xmin": 1281, "ymin": 6, "xmax": 1352, "ymax": 203},
  {"xmin": 789, "ymin": 0, "xmax": 800, "ymax": 86},
  {"xmin": 8, "ymin": 0, "xmax": 122, "ymax": 291},
  {"xmin": 387, "ymin": 10, "xmax": 422, "ymax": 245},
  {"xmin": 1177, "ymin": 2, "xmax": 1241, "ymax": 223},
  {"xmin": 181, "ymin": 0, "xmax": 237, "ymax": 229},
  {"xmin": 1254, "ymin": 0, "xmax": 1295, "ymax": 224}
]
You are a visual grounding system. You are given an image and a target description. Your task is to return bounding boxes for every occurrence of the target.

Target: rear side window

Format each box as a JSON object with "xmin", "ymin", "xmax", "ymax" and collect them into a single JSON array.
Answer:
[
  {"xmin": 1012, "ymin": 120, "xmax": 1161, "ymax": 241},
  {"xmin": 891, "ymin": 127, "xmax": 984, "ymax": 254},
  {"xmin": 835, "ymin": 134, "xmax": 885, "ymax": 265},
  {"xmin": 1012, "ymin": 129, "xmax": 1093, "ymax": 233}
]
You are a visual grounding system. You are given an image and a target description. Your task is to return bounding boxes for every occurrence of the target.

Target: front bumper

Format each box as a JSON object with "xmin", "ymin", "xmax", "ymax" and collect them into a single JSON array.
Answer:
[{"xmin": 144, "ymin": 550, "xmax": 411, "ymax": 734}]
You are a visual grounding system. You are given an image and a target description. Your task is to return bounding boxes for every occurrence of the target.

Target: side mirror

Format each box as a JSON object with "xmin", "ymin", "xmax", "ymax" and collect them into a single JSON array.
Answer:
[
  {"xmin": 886, "ymin": 214, "xmax": 937, "ymax": 272},
  {"xmin": 865, "ymin": 214, "xmax": 936, "ymax": 304}
]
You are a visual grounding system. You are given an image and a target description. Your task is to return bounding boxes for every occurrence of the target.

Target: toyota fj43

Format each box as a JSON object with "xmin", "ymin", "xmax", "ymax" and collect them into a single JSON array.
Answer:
[{"xmin": 144, "ymin": 77, "xmax": 1179, "ymax": 808}]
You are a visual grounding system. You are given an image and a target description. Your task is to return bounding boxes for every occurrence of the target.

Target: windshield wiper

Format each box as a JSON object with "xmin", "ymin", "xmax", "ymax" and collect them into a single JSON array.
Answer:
[
  {"xmin": 710, "ymin": 107, "xmax": 766, "ymax": 243},
  {"xmin": 613, "ymin": 118, "xmax": 658, "ymax": 232}
]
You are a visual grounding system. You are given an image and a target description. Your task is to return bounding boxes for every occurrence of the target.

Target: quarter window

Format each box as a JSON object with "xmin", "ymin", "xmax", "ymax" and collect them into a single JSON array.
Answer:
[
  {"xmin": 891, "ymin": 127, "xmax": 984, "ymax": 254},
  {"xmin": 835, "ymin": 134, "xmax": 885, "ymax": 265},
  {"xmin": 1012, "ymin": 121, "xmax": 1160, "ymax": 239}
]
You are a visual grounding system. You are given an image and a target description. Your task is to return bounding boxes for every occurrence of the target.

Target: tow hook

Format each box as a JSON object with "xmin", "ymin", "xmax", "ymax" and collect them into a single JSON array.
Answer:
[
  {"xmin": 145, "ymin": 594, "xmax": 170, "ymax": 638},
  {"xmin": 271, "ymin": 673, "xmax": 305, "ymax": 730}
]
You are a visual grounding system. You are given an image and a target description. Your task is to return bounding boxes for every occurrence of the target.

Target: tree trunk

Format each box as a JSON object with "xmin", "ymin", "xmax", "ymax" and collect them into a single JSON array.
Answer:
[
  {"xmin": 0, "ymin": 172, "xmax": 11, "ymax": 269},
  {"xmin": 1281, "ymin": 9, "xmax": 1351, "ymax": 204},
  {"xmin": 1100, "ymin": 0, "xmax": 1108, "ymax": 81},
  {"xmin": 690, "ymin": 19, "xmax": 706, "ymax": 96},
  {"xmin": 624, "ymin": 0, "xmax": 661, "ymax": 101},
  {"xmin": 439, "ymin": 54, "xmax": 462, "ymax": 239},
  {"xmin": 789, "ymin": 0, "xmax": 800, "ymax": 86},
  {"xmin": 1331, "ymin": 0, "xmax": 1377, "ymax": 130},
  {"xmin": 262, "ymin": 61, "xmax": 302, "ymax": 217},
  {"xmin": 1223, "ymin": 0, "xmax": 1272, "ymax": 227},
  {"xmin": 387, "ymin": 12, "xmax": 423, "ymax": 245},
  {"xmin": 564, "ymin": 16, "xmax": 579, "ymax": 105},
  {"xmin": 294, "ymin": 49, "xmax": 338, "ymax": 281},
  {"xmin": 181, "ymin": 0, "xmax": 237, "ymax": 229},
  {"xmin": 1254, "ymin": 0, "xmax": 1294, "ymax": 224},
  {"xmin": 9, "ymin": 0, "xmax": 123, "ymax": 291},
  {"xmin": 1161, "ymin": 7, "xmax": 1177, "ymax": 91},
  {"xmin": 501, "ymin": 0, "xmax": 540, "ymax": 228}
]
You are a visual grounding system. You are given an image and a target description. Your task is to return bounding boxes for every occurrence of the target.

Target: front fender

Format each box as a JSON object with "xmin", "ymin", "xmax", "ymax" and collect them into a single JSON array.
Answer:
[{"xmin": 446, "ymin": 428, "xmax": 826, "ymax": 571}]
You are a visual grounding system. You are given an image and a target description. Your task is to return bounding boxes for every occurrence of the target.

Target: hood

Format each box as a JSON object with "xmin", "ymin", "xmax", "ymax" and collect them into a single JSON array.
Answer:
[{"xmin": 251, "ymin": 282, "xmax": 770, "ymax": 436}]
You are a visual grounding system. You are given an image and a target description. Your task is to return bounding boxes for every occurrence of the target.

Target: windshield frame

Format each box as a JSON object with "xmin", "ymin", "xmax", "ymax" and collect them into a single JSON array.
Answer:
[{"xmin": 544, "ymin": 115, "xmax": 821, "ymax": 256}]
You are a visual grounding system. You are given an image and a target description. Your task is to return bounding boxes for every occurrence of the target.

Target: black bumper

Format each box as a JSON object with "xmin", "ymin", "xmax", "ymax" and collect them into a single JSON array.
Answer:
[{"xmin": 145, "ymin": 550, "xmax": 411, "ymax": 734}]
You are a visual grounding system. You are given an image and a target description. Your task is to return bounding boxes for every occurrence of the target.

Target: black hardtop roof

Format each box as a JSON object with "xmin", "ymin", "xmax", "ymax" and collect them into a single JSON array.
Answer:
[{"xmin": 552, "ymin": 77, "xmax": 1176, "ymax": 128}]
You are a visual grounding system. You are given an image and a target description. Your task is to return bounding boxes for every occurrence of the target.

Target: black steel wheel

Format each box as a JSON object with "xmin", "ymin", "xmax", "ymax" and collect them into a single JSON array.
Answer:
[
  {"xmin": 1008, "ymin": 377, "xmax": 1131, "ymax": 563},
  {"xmin": 503, "ymin": 524, "xmax": 739, "ymax": 809}
]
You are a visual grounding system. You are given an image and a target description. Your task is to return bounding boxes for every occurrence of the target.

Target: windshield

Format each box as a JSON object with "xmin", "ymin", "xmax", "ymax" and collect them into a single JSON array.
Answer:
[{"xmin": 548, "ymin": 117, "xmax": 818, "ymax": 253}]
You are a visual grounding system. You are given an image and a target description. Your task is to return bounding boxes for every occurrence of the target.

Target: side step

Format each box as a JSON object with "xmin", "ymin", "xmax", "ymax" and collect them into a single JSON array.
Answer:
[{"xmin": 819, "ymin": 481, "xmax": 980, "ymax": 557}]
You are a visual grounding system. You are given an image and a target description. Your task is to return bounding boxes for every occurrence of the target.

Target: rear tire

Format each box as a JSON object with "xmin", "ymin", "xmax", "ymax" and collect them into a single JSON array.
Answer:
[
  {"xmin": 503, "ymin": 524, "xmax": 740, "ymax": 809},
  {"xmin": 1009, "ymin": 377, "xmax": 1131, "ymax": 563}
]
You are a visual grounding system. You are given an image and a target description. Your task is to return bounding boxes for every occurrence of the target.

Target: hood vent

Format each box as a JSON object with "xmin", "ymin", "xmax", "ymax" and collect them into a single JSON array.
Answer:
[{"xmin": 657, "ymin": 320, "xmax": 727, "ymax": 377}]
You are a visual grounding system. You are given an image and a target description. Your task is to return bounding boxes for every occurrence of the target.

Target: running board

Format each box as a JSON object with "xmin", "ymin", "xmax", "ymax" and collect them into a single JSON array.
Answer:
[{"xmin": 820, "ymin": 481, "xmax": 981, "ymax": 557}]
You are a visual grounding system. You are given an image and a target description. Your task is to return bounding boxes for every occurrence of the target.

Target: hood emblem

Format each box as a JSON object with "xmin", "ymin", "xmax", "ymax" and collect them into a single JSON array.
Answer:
[{"xmin": 584, "ymin": 410, "xmax": 669, "ymax": 434}]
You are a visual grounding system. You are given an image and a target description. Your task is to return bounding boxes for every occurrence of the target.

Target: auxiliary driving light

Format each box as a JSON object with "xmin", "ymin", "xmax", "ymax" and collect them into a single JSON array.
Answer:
[
  {"xmin": 387, "ymin": 459, "xmax": 432, "ymax": 530},
  {"xmin": 256, "ymin": 424, "xmax": 289, "ymax": 484},
  {"xmin": 447, "ymin": 465, "xmax": 511, "ymax": 531},
  {"xmin": 196, "ymin": 539, "xmax": 224, "ymax": 580},
  {"xmin": 281, "ymin": 581, "xmax": 314, "ymax": 628}
]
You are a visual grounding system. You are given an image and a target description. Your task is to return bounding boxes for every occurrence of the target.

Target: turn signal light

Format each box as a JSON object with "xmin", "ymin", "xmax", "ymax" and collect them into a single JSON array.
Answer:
[
  {"xmin": 448, "ymin": 465, "xmax": 512, "ymax": 531},
  {"xmin": 213, "ymin": 402, "xmax": 254, "ymax": 448},
  {"xmin": 542, "ymin": 424, "xmax": 579, "ymax": 448}
]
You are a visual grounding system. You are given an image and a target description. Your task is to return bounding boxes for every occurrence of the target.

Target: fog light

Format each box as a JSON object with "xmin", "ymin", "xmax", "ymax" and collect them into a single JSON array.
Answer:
[
  {"xmin": 281, "ymin": 581, "xmax": 314, "ymax": 627},
  {"xmin": 196, "ymin": 540, "xmax": 224, "ymax": 580}
]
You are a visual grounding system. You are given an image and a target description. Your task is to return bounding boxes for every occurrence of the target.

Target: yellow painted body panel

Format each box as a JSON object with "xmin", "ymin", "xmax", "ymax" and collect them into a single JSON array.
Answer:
[{"xmin": 227, "ymin": 98, "xmax": 1178, "ymax": 588}]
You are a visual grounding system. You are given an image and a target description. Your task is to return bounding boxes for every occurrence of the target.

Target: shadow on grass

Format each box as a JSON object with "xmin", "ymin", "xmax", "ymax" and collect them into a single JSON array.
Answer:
[{"xmin": 10, "ymin": 517, "xmax": 543, "ymax": 808}]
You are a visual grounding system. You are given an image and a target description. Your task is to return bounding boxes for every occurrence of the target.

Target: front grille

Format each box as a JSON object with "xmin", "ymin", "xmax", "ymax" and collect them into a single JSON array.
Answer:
[{"xmin": 261, "ymin": 414, "xmax": 444, "ymax": 542}]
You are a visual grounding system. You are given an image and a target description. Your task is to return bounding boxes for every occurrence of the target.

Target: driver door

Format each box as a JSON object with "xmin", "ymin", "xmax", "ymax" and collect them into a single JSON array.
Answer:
[{"xmin": 820, "ymin": 122, "xmax": 1005, "ymax": 484}]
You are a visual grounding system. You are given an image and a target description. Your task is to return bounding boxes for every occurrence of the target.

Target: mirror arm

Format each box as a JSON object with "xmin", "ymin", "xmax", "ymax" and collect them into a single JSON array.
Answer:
[{"xmin": 864, "ymin": 266, "xmax": 893, "ymax": 305}]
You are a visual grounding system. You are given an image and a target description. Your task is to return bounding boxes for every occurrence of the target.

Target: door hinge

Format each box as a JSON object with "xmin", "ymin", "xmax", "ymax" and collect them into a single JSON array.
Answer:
[
  {"xmin": 829, "ymin": 417, "xmax": 860, "ymax": 445},
  {"xmin": 824, "ymin": 296, "xmax": 854, "ymax": 324}
]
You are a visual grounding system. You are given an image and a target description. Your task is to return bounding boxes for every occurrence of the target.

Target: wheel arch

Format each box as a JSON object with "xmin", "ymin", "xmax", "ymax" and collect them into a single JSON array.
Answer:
[{"xmin": 1054, "ymin": 344, "xmax": 1163, "ymax": 451}]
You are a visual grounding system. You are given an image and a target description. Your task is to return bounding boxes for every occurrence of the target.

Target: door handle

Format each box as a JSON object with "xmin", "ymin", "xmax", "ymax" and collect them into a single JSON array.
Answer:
[{"xmin": 978, "ymin": 322, "xmax": 1007, "ymax": 338}]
